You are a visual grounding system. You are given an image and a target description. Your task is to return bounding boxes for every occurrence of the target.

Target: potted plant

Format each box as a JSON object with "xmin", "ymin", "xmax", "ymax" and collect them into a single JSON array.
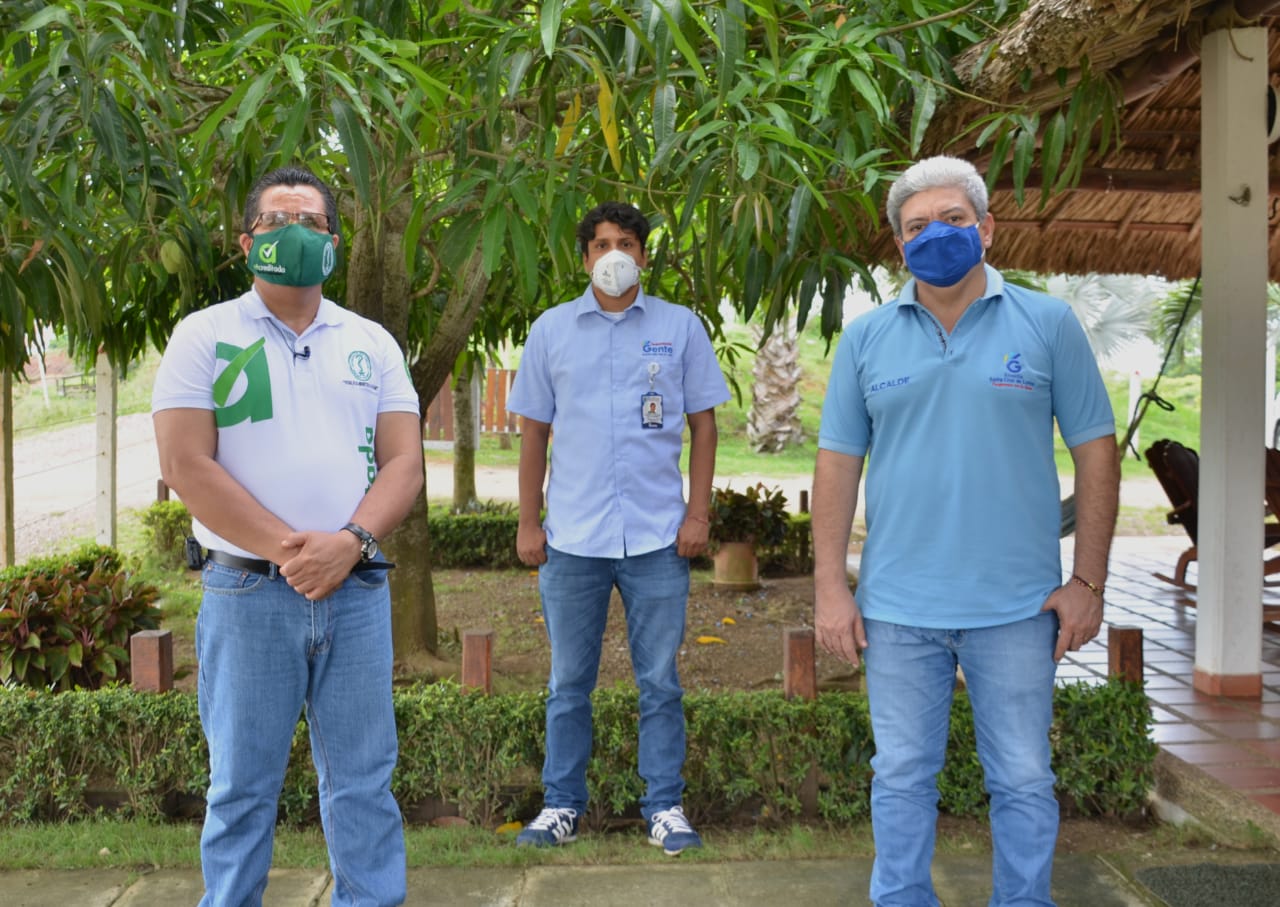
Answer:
[{"xmin": 707, "ymin": 482, "xmax": 789, "ymax": 589}]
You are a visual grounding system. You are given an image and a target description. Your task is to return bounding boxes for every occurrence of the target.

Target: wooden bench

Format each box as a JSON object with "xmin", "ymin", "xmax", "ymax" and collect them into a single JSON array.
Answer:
[{"xmin": 54, "ymin": 371, "xmax": 96, "ymax": 395}]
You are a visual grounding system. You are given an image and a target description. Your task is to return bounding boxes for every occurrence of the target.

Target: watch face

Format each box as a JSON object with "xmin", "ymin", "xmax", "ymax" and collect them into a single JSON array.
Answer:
[{"xmin": 364, "ymin": 539, "xmax": 379, "ymax": 561}]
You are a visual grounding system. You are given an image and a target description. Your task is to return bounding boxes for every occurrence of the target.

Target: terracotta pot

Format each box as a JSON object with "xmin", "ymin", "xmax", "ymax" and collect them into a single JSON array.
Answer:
[{"xmin": 712, "ymin": 540, "xmax": 760, "ymax": 590}]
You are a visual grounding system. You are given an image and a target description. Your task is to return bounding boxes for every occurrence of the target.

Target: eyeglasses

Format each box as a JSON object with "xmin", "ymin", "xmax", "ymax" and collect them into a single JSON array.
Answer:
[{"xmin": 252, "ymin": 210, "xmax": 331, "ymax": 232}]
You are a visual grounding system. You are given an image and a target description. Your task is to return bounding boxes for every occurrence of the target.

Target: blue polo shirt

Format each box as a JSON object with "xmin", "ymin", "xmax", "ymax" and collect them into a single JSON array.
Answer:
[
  {"xmin": 818, "ymin": 265, "xmax": 1115, "ymax": 628},
  {"xmin": 508, "ymin": 287, "xmax": 730, "ymax": 558}
]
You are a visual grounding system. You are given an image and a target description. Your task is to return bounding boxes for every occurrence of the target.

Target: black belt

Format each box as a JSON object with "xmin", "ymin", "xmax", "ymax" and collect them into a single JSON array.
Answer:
[
  {"xmin": 206, "ymin": 550, "xmax": 280, "ymax": 576},
  {"xmin": 204, "ymin": 549, "xmax": 395, "ymax": 577}
]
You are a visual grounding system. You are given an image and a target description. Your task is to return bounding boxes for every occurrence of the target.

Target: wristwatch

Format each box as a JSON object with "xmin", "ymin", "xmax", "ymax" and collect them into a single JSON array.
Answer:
[{"xmin": 342, "ymin": 522, "xmax": 379, "ymax": 563}]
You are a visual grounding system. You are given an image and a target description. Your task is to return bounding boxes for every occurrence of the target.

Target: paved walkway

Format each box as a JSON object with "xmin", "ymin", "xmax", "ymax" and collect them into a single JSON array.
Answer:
[{"xmin": 0, "ymin": 854, "xmax": 1171, "ymax": 906}]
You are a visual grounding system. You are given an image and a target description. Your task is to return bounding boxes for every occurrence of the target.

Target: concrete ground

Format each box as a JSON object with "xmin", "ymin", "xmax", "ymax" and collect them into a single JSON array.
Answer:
[{"xmin": 0, "ymin": 854, "xmax": 1169, "ymax": 906}]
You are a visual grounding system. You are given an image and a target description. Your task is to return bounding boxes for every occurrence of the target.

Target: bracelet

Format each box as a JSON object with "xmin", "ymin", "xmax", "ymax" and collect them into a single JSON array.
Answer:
[
  {"xmin": 1070, "ymin": 573, "xmax": 1104, "ymax": 599},
  {"xmin": 687, "ymin": 515, "xmax": 709, "ymax": 525}
]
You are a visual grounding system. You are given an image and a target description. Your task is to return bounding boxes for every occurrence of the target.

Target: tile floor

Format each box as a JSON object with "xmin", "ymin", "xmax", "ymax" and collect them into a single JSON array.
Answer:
[{"xmin": 1059, "ymin": 537, "xmax": 1280, "ymax": 818}]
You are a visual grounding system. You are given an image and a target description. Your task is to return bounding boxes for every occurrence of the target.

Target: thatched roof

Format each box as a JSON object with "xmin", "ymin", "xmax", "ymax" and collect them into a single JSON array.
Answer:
[{"xmin": 866, "ymin": 0, "xmax": 1280, "ymax": 279}]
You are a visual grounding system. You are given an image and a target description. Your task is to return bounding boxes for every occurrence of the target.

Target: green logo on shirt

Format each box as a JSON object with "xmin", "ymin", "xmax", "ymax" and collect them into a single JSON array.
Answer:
[{"xmin": 212, "ymin": 337, "xmax": 273, "ymax": 427}]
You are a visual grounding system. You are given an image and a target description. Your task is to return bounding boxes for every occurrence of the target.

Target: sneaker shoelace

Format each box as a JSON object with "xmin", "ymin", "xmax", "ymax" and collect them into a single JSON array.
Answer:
[
  {"xmin": 651, "ymin": 806, "xmax": 693, "ymax": 836},
  {"xmin": 528, "ymin": 808, "xmax": 575, "ymax": 832}
]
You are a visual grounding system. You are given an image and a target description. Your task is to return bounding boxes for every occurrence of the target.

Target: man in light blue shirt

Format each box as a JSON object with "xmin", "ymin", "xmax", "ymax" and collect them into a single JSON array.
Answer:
[
  {"xmin": 813, "ymin": 156, "xmax": 1119, "ymax": 906},
  {"xmin": 507, "ymin": 201, "xmax": 729, "ymax": 855}
]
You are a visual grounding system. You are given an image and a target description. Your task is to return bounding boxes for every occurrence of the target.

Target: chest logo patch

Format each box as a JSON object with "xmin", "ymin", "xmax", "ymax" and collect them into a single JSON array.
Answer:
[
  {"xmin": 212, "ymin": 337, "xmax": 273, "ymax": 427},
  {"xmin": 990, "ymin": 352, "xmax": 1035, "ymax": 391},
  {"xmin": 641, "ymin": 340, "xmax": 674, "ymax": 358},
  {"xmin": 348, "ymin": 350, "xmax": 373, "ymax": 382}
]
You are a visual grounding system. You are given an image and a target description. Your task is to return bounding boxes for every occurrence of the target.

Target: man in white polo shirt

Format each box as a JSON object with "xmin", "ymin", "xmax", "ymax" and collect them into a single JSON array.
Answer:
[
  {"xmin": 152, "ymin": 165, "xmax": 423, "ymax": 907},
  {"xmin": 813, "ymin": 155, "xmax": 1119, "ymax": 906},
  {"xmin": 508, "ymin": 201, "xmax": 729, "ymax": 855}
]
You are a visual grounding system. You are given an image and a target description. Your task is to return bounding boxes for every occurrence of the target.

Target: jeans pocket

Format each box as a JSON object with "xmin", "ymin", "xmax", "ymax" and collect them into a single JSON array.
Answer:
[
  {"xmin": 349, "ymin": 569, "xmax": 390, "ymax": 590},
  {"xmin": 202, "ymin": 561, "xmax": 267, "ymax": 595}
]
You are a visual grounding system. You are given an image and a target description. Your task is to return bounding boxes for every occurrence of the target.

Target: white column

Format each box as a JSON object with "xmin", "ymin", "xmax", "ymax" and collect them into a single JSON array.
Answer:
[
  {"xmin": 1268, "ymin": 338, "xmax": 1277, "ymax": 447},
  {"xmin": 1196, "ymin": 26, "xmax": 1268, "ymax": 696},
  {"xmin": 95, "ymin": 351, "xmax": 118, "ymax": 547}
]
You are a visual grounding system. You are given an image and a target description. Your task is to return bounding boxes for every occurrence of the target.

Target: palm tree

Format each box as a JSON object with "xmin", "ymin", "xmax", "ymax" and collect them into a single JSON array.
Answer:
[{"xmin": 747, "ymin": 323, "xmax": 804, "ymax": 453}]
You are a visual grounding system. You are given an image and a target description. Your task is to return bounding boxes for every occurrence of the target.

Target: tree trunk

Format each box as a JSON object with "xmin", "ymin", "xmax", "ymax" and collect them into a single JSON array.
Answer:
[
  {"xmin": 452, "ymin": 360, "xmax": 479, "ymax": 511},
  {"xmin": 346, "ymin": 212, "xmax": 438, "ymax": 658},
  {"xmin": 1, "ymin": 371, "xmax": 13, "ymax": 567},
  {"xmin": 747, "ymin": 322, "xmax": 804, "ymax": 453}
]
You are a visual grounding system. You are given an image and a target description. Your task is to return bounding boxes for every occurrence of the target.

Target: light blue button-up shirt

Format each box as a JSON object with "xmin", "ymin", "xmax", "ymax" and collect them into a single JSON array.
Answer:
[{"xmin": 508, "ymin": 287, "xmax": 730, "ymax": 558}]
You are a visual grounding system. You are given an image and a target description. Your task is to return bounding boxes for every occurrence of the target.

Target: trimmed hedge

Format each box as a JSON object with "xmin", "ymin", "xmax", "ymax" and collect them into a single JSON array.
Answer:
[
  {"xmin": 0, "ymin": 679, "xmax": 1155, "ymax": 827},
  {"xmin": 428, "ymin": 508, "xmax": 813, "ymax": 575},
  {"xmin": 126, "ymin": 501, "xmax": 816, "ymax": 575}
]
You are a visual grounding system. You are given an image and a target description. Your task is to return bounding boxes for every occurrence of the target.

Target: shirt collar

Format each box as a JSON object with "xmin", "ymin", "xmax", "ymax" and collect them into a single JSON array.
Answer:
[
  {"xmin": 897, "ymin": 263, "xmax": 1004, "ymax": 310},
  {"xmin": 575, "ymin": 284, "xmax": 649, "ymax": 319},
  {"xmin": 243, "ymin": 288, "xmax": 345, "ymax": 332}
]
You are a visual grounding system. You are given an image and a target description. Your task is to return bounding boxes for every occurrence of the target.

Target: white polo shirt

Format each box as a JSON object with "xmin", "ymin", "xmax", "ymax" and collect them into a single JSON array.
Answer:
[{"xmin": 151, "ymin": 289, "xmax": 419, "ymax": 557}]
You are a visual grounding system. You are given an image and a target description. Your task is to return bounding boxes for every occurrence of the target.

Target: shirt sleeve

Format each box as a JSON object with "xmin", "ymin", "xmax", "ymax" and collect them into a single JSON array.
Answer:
[
  {"xmin": 817, "ymin": 326, "xmax": 872, "ymax": 457},
  {"xmin": 506, "ymin": 316, "xmax": 556, "ymax": 422},
  {"xmin": 374, "ymin": 327, "xmax": 420, "ymax": 415},
  {"xmin": 681, "ymin": 313, "xmax": 731, "ymax": 413},
  {"xmin": 151, "ymin": 314, "xmax": 217, "ymax": 413},
  {"xmin": 1051, "ymin": 308, "xmax": 1116, "ymax": 448}
]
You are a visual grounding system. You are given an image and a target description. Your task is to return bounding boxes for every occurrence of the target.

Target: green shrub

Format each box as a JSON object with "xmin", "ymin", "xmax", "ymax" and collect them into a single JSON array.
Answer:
[
  {"xmin": 140, "ymin": 500, "xmax": 194, "ymax": 569},
  {"xmin": 428, "ymin": 507, "xmax": 522, "ymax": 569},
  {"xmin": 760, "ymin": 513, "xmax": 812, "ymax": 576},
  {"xmin": 0, "ymin": 543, "xmax": 122, "ymax": 585},
  {"xmin": 0, "ymin": 559, "xmax": 161, "ymax": 690},
  {"xmin": 0, "ymin": 680, "xmax": 1155, "ymax": 826},
  {"xmin": 709, "ymin": 483, "xmax": 790, "ymax": 548}
]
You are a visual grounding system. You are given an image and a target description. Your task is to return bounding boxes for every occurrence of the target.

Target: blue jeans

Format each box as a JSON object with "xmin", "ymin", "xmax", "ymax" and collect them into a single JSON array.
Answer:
[
  {"xmin": 537, "ymin": 544, "xmax": 690, "ymax": 821},
  {"xmin": 863, "ymin": 612, "xmax": 1059, "ymax": 907},
  {"xmin": 196, "ymin": 562, "xmax": 405, "ymax": 907}
]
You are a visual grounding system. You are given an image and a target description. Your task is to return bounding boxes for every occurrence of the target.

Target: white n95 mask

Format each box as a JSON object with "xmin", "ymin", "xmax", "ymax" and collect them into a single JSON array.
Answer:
[{"xmin": 591, "ymin": 249, "xmax": 641, "ymax": 297}]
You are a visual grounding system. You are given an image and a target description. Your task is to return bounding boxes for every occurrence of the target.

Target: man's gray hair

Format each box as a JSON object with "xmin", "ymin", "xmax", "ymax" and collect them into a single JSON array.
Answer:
[{"xmin": 885, "ymin": 155, "xmax": 989, "ymax": 238}]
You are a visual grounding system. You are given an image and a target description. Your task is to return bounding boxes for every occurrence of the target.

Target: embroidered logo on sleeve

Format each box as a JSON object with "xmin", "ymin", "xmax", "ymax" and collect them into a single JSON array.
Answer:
[{"xmin": 212, "ymin": 337, "xmax": 273, "ymax": 427}]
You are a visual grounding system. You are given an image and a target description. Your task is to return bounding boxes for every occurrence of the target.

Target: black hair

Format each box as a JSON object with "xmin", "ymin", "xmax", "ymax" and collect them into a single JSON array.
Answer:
[
  {"xmin": 242, "ymin": 165, "xmax": 339, "ymax": 236},
  {"xmin": 576, "ymin": 201, "xmax": 650, "ymax": 255}
]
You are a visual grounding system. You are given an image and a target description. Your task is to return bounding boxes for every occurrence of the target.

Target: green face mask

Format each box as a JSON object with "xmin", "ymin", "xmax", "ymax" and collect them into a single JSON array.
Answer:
[{"xmin": 247, "ymin": 223, "xmax": 336, "ymax": 287}]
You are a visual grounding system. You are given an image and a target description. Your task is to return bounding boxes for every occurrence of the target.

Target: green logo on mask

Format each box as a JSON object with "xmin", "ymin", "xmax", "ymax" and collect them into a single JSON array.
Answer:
[
  {"xmin": 248, "ymin": 224, "xmax": 334, "ymax": 287},
  {"xmin": 212, "ymin": 337, "xmax": 273, "ymax": 427}
]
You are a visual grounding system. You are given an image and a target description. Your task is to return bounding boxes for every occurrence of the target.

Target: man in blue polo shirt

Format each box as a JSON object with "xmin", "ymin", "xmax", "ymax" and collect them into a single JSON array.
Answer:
[
  {"xmin": 507, "ymin": 201, "xmax": 729, "ymax": 855},
  {"xmin": 813, "ymin": 156, "xmax": 1120, "ymax": 906}
]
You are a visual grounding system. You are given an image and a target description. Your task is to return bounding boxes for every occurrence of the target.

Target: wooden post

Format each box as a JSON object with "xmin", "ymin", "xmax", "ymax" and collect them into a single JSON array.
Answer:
[
  {"xmin": 461, "ymin": 629, "xmax": 494, "ymax": 694},
  {"xmin": 798, "ymin": 489, "xmax": 809, "ymax": 514},
  {"xmin": 94, "ymin": 351, "xmax": 117, "ymax": 547},
  {"xmin": 1108, "ymin": 625, "xmax": 1144, "ymax": 685},
  {"xmin": 156, "ymin": 479, "xmax": 170, "ymax": 503},
  {"xmin": 783, "ymin": 627, "xmax": 819, "ymax": 817},
  {"xmin": 130, "ymin": 630, "xmax": 173, "ymax": 692},
  {"xmin": 783, "ymin": 628, "xmax": 817, "ymax": 700}
]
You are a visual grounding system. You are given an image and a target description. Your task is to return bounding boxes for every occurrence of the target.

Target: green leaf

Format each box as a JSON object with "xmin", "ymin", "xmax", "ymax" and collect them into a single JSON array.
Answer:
[
  {"xmin": 481, "ymin": 204, "xmax": 507, "ymax": 278},
  {"xmin": 540, "ymin": 2, "xmax": 562, "ymax": 59},
  {"xmin": 736, "ymin": 139, "xmax": 760, "ymax": 182},
  {"xmin": 1040, "ymin": 111, "xmax": 1066, "ymax": 206},
  {"xmin": 909, "ymin": 80, "xmax": 938, "ymax": 156},
  {"xmin": 330, "ymin": 98, "xmax": 373, "ymax": 207},
  {"xmin": 653, "ymin": 82, "xmax": 677, "ymax": 153}
]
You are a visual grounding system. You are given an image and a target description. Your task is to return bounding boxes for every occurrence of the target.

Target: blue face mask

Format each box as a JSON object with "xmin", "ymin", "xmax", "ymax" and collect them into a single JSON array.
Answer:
[{"xmin": 902, "ymin": 221, "xmax": 984, "ymax": 288}]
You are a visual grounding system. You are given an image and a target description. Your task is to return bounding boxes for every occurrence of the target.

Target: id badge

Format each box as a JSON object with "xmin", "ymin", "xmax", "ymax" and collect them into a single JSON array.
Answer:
[{"xmin": 641, "ymin": 391, "xmax": 663, "ymax": 429}]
